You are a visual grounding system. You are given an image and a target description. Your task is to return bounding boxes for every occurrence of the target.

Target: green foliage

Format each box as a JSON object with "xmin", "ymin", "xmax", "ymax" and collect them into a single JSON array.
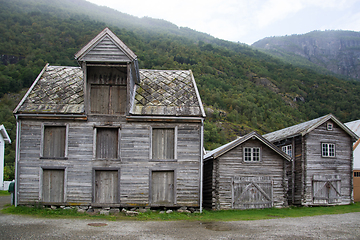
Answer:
[{"xmin": 0, "ymin": 190, "xmax": 11, "ymax": 196}]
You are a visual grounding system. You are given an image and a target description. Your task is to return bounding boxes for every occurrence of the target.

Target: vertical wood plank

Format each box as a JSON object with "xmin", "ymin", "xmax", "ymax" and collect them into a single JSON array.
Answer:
[
  {"xmin": 151, "ymin": 171, "xmax": 174, "ymax": 205},
  {"xmin": 96, "ymin": 128, "xmax": 118, "ymax": 159},
  {"xmin": 43, "ymin": 126, "xmax": 66, "ymax": 158},
  {"xmin": 95, "ymin": 170, "xmax": 118, "ymax": 203},
  {"xmin": 43, "ymin": 169, "xmax": 64, "ymax": 202}
]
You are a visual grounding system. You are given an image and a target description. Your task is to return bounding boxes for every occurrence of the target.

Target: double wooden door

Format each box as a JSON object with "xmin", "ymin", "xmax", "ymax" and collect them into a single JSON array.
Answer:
[{"xmin": 232, "ymin": 176, "xmax": 273, "ymax": 209}]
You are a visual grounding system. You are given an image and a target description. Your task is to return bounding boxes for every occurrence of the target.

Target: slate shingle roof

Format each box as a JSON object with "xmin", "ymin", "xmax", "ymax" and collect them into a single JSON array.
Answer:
[
  {"xmin": 14, "ymin": 65, "xmax": 84, "ymax": 114},
  {"xmin": 131, "ymin": 69, "xmax": 205, "ymax": 117},
  {"xmin": 14, "ymin": 66, "xmax": 205, "ymax": 117}
]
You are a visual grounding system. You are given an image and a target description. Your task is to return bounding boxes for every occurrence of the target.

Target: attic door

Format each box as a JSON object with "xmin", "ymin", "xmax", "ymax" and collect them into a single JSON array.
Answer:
[
  {"xmin": 95, "ymin": 170, "xmax": 119, "ymax": 203},
  {"xmin": 88, "ymin": 66, "xmax": 127, "ymax": 115},
  {"xmin": 312, "ymin": 175, "xmax": 341, "ymax": 204},
  {"xmin": 151, "ymin": 171, "xmax": 174, "ymax": 205},
  {"xmin": 232, "ymin": 176, "xmax": 273, "ymax": 209},
  {"xmin": 42, "ymin": 169, "xmax": 64, "ymax": 203}
]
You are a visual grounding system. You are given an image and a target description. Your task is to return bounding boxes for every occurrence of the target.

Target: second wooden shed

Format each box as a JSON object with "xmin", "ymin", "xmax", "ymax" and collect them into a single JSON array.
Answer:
[{"xmin": 203, "ymin": 131, "xmax": 291, "ymax": 210}]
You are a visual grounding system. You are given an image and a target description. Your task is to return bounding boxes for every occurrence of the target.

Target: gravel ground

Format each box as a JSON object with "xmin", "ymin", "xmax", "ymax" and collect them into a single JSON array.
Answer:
[{"xmin": 1, "ymin": 196, "xmax": 360, "ymax": 239}]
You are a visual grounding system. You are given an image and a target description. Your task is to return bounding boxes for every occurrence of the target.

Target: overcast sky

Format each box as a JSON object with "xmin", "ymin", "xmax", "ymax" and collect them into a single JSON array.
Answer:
[{"xmin": 86, "ymin": 0, "xmax": 360, "ymax": 45}]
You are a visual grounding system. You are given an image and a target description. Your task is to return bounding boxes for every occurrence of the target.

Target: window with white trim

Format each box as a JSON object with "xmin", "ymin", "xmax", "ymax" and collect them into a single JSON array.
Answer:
[
  {"xmin": 327, "ymin": 123, "xmax": 333, "ymax": 130},
  {"xmin": 282, "ymin": 145, "xmax": 292, "ymax": 157},
  {"xmin": 322, "ymin": 143, "xmax": 335, "ymax": 157},
  {"xmin": 244, "ymin": 147, "xmax": 260, "ymax": 162}
]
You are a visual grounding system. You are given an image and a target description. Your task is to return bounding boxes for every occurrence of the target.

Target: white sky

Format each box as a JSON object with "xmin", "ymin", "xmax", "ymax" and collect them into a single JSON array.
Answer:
[{"xmin": 86, "ymin": 0, "xmax": 360, "ymax": 45}]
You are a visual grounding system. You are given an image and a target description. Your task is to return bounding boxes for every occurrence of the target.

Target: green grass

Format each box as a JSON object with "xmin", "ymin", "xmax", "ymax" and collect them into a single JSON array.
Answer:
[
  {"xmin": 0, "ymin": 190, "xmax": 10, "ymax": 196},
  {"xmin": 2, "ymin": 203, "xmax": 360, "ymax": 221}
]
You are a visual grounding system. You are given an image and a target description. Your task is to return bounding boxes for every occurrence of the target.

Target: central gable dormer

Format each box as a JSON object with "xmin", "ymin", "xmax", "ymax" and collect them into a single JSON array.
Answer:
[{"xmin": 75, "ymin": 28, "xmax": 139, "ymax": 116}]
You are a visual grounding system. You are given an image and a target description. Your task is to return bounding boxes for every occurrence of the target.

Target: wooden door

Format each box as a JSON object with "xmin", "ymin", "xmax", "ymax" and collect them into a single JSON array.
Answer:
[
  {"xmin": 312, "ymin": 175, "xmax": 341, "ymax": 204},
  {"xmin": 232, "ymin": 176, "xmax": 273, "ymax": 209},
  {"xmin": 95, "ymin": 170, "xmax": 119, "ymax": 203},
  {"xmin": 354, "ymin": 171, "xmax": 360, "ymax": 202},
  {"xmin": 42, "ymin": 169, "xmax": 64, "ymax": 203},
  {"xmin": 151, "ymin": 171, "xmax": 174, "ymax": 205}
]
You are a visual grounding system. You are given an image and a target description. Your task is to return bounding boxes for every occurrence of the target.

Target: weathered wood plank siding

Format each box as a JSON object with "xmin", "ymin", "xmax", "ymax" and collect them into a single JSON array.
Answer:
[
  {"xmin": 209, "ymin": 139, "xmax": 287, "ymax": 210},
  {"xmin": 17, "ymin": 120, "xmax": 201, "ymax": 207},
  {"xmin": 82, "ymin": 37, "xmax": 132, "ymax": 62},
  {"xmin": 304, "ymin": 121, "xmax": 353, "ymax": 205}
]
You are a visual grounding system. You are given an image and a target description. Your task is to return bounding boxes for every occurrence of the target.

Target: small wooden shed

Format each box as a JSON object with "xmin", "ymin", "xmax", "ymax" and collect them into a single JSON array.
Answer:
[
  {"xmin": 264, "ymin": 114, "xmax": 358, "ymax": 206},
  {"xmin": 203, "ymin": 131, "xmax": 291, "ymax": 210},
  {"xmin": 13, "ymin": 28, "xmax": 206, "ymax": 209}
]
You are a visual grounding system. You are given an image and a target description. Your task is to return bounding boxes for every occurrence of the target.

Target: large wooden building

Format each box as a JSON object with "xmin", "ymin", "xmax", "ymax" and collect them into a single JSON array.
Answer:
[
  {"xmin": 203, "ymin": 131, "xmax": 291, "ymax": 210},
  {"xmin": 13, "ymin": 28, "xmax": 206, "ymax": 209},
  {"xmin": 263, "ymin": 114, "xmax": 358, "ymax": 206}
]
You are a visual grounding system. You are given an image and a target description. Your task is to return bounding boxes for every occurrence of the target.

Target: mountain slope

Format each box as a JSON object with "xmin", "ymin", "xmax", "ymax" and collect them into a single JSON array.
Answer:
[{"xmin": 252, "ymin": 30, "xmax": 360, "ymax": 80}]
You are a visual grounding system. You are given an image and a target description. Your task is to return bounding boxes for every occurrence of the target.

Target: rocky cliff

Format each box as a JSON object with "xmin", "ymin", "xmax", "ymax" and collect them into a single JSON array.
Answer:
[{"xmin": 252, "ymin": 31, "xmax": 360, "ymax": 80}]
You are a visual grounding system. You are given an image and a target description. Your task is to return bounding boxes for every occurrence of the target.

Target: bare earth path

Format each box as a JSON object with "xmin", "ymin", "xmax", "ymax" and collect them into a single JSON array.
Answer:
[{"xmin": 0, "ymin": 196, "xmax": 359, "ymax": 239}]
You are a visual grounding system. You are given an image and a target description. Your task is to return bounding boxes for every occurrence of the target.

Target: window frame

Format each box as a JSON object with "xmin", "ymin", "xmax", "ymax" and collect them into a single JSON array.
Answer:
[
  {"xmin": 321, "ymin": 143, "xmax": 336, "ymax": 157},
  {"xmin": 243, "ymin": 147, "xmax": 261, "ymax": 162},
  {"xmin": 282, "ymin": 144, "xmax": 292, "ymax": 157},
  {"xmin": 93, "ymin": 126, "xmax": 121, "ymax": 160},
  {"xmin": 150, "ymin": 126, "xmax": 177, "ymax": 161},
  {"xmin": 327, "ymin": 122, "xmax": 333, "ymax": 131},
  {"xmin": 40, "ymin": 124, "xmax": 69, "ymax": 159}
]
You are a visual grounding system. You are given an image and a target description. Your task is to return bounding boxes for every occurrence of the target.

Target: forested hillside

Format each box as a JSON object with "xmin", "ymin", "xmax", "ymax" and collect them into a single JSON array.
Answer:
[{"xmin": 2, "ymin": 0, "xmax": 360, "ymax": 180}]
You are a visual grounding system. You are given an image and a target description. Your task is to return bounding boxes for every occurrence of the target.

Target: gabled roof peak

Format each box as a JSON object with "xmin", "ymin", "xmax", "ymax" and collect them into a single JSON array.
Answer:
[
  {"xmin": 75, "ymin": 27, "xmax": 137, "ymax": 63},
  {"xmin": 263, "ymin": 114, "xmax": 358, "ymax": 142}
]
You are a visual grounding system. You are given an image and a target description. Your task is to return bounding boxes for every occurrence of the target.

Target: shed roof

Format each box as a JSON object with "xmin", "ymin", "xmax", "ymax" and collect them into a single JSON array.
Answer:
[
  {"xmin": 263, "ymin": 114, "xmax": 358, "ymax": 142},
  {"xmin": 204, "ymin": 131, "xmax": 291, "ymax": 161},
  {"xmin": 131, "ymin": 69, "xmax": 205, "ymax": 117},
  {"xmin": 14, "ymin": 66, "xmax": 205, "ymax": 117},
  {"xmin": 0, "ymin": 125, "xmax": 11, "ymax": 144}
]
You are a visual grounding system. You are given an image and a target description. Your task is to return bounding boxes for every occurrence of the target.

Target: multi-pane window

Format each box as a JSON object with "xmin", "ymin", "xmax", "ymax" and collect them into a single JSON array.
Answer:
[
  {"xmin": 96, "ymin": 128, "xmax": 119, "ymax": 159},
  {"xmin": 322, "ymin": 143, "xmax": 335, "ymax": 157},
  {"xmin": 282, "ymin": 145, "xmax": 292, "ymax": 157},
  {"xmin": 244, "ymin": 147, "xmax": 260, "ymax": 162},
  {"xmin": 152, "ymin": 128, "xmax": 175, "ymax": 160},
  {"xmin": 43, "ymin": 126, "xmax": 66, "ymax": 158}
]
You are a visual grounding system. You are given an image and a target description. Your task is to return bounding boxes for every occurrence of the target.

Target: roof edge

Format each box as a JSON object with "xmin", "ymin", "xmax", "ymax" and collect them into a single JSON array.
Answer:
[
  {"xmin": 303, "ymin": 114, "xmax": 359, "ymax": 140},
  {"xmin": 189, "ymin": 70, "xmax": 206, "ymax": 118},
  {"xmin": 205, "ymin": 131, "xmax": 291, "ymax": 162},
  {"xmin": 13, "ymin": 63, "xmax": 49, "ymax": 114},
  {"xmin": 0, "ymin": 125, "xmax": 11, "ymax": 144}
]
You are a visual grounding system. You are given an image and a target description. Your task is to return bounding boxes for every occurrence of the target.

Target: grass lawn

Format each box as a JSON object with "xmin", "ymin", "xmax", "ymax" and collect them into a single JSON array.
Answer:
[
  {"xmin": 2, "ymin": 203, "xmax": 360, "ymax": 221},
  {"xmin": 0, "ymin": 190, "xmax": 10, "ymax": 196}
]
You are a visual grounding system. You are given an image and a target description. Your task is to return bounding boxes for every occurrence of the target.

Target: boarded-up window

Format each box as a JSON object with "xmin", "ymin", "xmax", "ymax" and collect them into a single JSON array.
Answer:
[
  {"xmin": 95, "ymin": 170, "xmax": 119, "ymax": 203},
  {"xmin": 42, "ymin": 169, "xmax": 64, "ymax": 203},
  {"xmin": 43, "ymin": 126, "xmax": 66, "ymax": 158},
  {"xmin": 90, "ymin": 85, "xmax": 126, "ymax": 114},
  {"xmin": 88, "ymin": 66, "xmax": 127, "ymax": 115},
  {"xmin": 152, "ymin": 128, "xmax": 175, "ymax": 160},
  {"xmin": 96, "ymin": 128, "xmax": 118, "ymax": 159},
  {"xmin": 151, "ymin": 171, "xmax": 174, "ymax": 205}
]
